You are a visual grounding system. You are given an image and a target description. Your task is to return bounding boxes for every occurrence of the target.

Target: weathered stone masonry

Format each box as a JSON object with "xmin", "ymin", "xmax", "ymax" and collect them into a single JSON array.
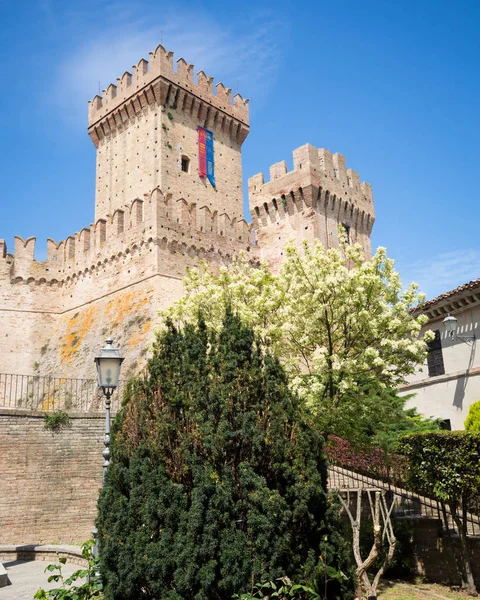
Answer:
[{"xmin": 0, "ymin": 409, "xmax": 104, "ymax": 545}]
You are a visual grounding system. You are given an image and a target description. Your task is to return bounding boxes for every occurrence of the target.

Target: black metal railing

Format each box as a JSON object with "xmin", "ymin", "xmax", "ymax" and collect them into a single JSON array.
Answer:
[
  {"xmin": 0, "ymin": 372, "xmax": 125, "ymax": 412},
  {"xmin": 328, "ymin": 463, "xmax": 480, "ymax": 536}
]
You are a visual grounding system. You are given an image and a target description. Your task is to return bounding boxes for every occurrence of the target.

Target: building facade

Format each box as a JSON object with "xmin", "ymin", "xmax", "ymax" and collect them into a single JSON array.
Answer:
[
  {"xmin": 0, "ymin": 44, "xmax": 375, "ymax": 381},
  {"xmin": 401, "ymin": 279, "xmax": 480, "ymax": 430}
]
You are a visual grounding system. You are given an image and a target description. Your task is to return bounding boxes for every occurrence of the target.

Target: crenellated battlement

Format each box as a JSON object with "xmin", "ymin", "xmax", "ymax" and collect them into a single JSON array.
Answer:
[
  {"xmin": 247, "ymin": 144, "xmax": 375, "ymax": 266},
  {"xmin": 248, "ymin": 143, "xmax": 374, "ymax": 216},
  {"xmin": 88, "ymin": 44, "xmax": 249, "ymax": 148},
  {"xmin": 0, "ymin": 190, "xmax": 256, "ymax": 288}
]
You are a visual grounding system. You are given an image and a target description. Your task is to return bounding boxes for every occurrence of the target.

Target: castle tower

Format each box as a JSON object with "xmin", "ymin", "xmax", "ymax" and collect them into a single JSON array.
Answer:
[
  {"xmin": 248, "ymin": 143, "xmax": 375, "ymax": 270},
  {"xmin": 0, "ymin": 45, "xmax": 254, "ymax": 380},
  {"xmin": 88, "ymin": 45, "xmax": 249, "ymax": 222}
]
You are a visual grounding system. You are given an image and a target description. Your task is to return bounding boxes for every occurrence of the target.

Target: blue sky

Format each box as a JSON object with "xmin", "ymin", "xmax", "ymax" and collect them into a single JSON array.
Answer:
[{"xmin": 1, "ymin": 0, "xmax": 479, "ymax": 300}]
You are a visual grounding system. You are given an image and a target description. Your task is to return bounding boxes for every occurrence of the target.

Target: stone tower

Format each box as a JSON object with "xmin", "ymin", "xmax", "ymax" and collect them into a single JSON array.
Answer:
[
  {"xmin": 248, "ymin": 143, "xmax": 375, "ymax": 270},
  {"xmin": 88, "ymin": 45, "xmax": 249, "ymax": 222}
]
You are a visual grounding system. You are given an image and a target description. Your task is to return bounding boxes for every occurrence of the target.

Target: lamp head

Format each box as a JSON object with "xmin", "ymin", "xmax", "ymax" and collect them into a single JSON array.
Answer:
[
  {"xmin": 443, "ymin": 314, "xmax": 458, "ymax": 337},
  {"xmin": 94, "ymin": 338, "xmax": 124, "ymax": 391}
]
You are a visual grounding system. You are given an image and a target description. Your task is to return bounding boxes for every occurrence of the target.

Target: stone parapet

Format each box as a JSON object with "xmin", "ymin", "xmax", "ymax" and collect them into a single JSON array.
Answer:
[
  {"xmin": 0, "ymin": 189, "xmax": 256, "ymax": 289},
  {"xmin": 88, "ymin": 45, "xmax": 249, "ymax": 148},
  {"xmin": 248, "ymin": 144, "xmax": 375, "ymax": 267},
  {"xmin": 249, "ymin": 143, "xmax": 374, "ymax": 219}
]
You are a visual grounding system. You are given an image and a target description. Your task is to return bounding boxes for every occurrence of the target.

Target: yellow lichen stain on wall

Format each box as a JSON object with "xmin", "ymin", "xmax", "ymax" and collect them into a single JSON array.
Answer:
[
  {"xmin": 56, "ymin": 286, "xmax": 156, "ymax": 376},
  {"xmin": 128, "ymin": 317, "xmax": 152, "ymax": 349},
  {"xmin": 61, "ymin": 305, "xmax": 98, "ymax": 363},
  {"xmin": 105, "ymin": 290, "xmax": 151, "ymax": 328}
]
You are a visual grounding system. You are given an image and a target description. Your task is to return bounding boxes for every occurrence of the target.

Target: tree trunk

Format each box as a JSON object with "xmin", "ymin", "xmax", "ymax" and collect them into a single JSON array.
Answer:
[{"xmin": 451, "ymin": 507, "xmax": 477, "ymax": 595}]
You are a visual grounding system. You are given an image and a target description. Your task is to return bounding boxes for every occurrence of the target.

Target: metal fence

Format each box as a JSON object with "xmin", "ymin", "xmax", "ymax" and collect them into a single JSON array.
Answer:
[
  {"xmin": 0, "ymin": 373, "xmax": 125, "ymax": 412},
  {"xmin": 328, "ymin": 463, "xmax": 480, "ymax": 536}
]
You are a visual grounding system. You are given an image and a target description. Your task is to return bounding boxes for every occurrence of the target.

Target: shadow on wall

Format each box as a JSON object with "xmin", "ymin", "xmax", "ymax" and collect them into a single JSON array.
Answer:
[
  {"xmin": 453, "ymin": 375, "xmax": 467, "ymax": 410},
  {"xmin": 452, "ymin": 336, "xmax": 476, "ymax": 410}
]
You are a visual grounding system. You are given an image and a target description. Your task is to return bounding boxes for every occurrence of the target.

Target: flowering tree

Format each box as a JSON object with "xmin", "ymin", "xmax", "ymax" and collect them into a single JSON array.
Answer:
[{"xmin": 164, "ymin": 239, "xmax": 432, "ymax": 442}]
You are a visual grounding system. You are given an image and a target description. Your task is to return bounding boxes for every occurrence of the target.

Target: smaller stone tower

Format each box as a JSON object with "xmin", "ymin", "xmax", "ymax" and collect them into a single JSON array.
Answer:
[{"xmin": 248, "ymin": 143, "xmax": 375, "ymax": 270}]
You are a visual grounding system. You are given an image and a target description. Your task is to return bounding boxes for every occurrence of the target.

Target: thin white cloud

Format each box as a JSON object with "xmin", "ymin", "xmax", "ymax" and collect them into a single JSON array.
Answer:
[
  {"xmin": 397, "ymin": 248, "xmax": 480, "ymax": 300},
  {"xmin": 53, "ymin": 6, "xmax": 286, "ymax": 126}
]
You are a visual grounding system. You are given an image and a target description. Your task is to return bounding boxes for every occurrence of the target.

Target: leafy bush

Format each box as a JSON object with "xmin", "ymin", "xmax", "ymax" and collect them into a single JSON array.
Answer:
[
  {"xmin": 96, "ymin": 311, "xmax": 355, "ymax": 600},
  {"xmin": 325, "ymin": 435, "xmax": 407, "ymax": 486},
  {"xmin": 34, "ymin": 540, "xmax": 103, "ymax": 599},
  {"xmin": 400, "ymin": 431, "xmax": 480, "ymax": 593},
  {"xmin": 465, "ymin": 400, "xmax": 480, "ymax": 431},
  {"xmin": 43, "ymin": 410, "xmax": 71, "ymax": 432}
]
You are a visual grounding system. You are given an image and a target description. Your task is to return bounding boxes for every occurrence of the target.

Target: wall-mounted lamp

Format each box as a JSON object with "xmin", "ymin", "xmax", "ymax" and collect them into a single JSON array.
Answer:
[{"xmin": 442, "ymin": 314, "xmax": 476, "ymax": 343}]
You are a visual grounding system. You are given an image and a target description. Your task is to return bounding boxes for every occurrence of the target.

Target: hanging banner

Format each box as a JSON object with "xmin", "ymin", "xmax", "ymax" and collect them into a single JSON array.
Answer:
[
  {"xmin": 205, "ymin": 129, "xmax": 215, "ymax": 188},
  {"xmin": 198, "ymin": 127, "xmax": 215, "ymax": 187},
  {"xmin": 198, "ymin": 127, "xmax": 207, "ymax": 178}
]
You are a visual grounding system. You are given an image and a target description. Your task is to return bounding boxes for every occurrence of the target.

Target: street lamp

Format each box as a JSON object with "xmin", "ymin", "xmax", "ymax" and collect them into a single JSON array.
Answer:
[
  {"xmin": 442, "ymin": 314, "xmax": 476, "ymax": 343},
  {"xmin": 94, "ymin": 338, "xmax": 124, "ymax": 483}
]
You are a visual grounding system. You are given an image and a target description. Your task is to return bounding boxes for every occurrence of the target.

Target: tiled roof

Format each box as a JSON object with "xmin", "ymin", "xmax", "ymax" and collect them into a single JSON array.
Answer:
[{"xmin": 420, "ymin": 278, "xmax": 480, "ymax": 311}]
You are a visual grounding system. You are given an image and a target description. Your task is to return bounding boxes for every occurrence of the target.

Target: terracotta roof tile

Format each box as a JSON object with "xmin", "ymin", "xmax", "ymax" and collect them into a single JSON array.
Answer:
[{"xmin": 421, "ymin": 278, "xmax": 480, "ymax": 310}]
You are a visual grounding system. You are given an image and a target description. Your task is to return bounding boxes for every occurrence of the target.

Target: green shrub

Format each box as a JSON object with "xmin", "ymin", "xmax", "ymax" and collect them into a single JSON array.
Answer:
[
  {"xmin": 43, "ymin": 410, "xmax": 71, "ymax": 432},
  {"xmin": 399, "ymin": 431, "xmax": 480, "ymax": 593},
  {"xmin": 96, "ymin": 311, "xmax": 354, "ymax": 600},
  {"xmin": 465, "ymin": 400, "xmax": 480, "ymax": 431},
  {"xmin": 34, "ymin": 540, "xmax": 102, "ymax": 599}
]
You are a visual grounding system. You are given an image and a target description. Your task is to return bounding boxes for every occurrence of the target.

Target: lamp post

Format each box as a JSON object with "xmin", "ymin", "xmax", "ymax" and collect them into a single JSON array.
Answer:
[
  {"xmin": 94, "ymin": 338, "xmax": 124, "ymax": 483},
  {"xmin": 442, "ymin": 314, "xmax": 476, "ymax": 343}
]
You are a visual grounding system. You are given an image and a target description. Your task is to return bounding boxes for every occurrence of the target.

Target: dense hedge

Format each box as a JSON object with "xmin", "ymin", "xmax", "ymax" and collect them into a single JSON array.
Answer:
[
  {"xmin": 96, "ymin": 311, "xmax": 354, "ymax": 600},
  {"xmin": 399, "ymin": 431, "xmax": 480, "ymax": 592},
  {"xmin": 399, "ymin": 431, "xmax": 480, "ymax": 504}
]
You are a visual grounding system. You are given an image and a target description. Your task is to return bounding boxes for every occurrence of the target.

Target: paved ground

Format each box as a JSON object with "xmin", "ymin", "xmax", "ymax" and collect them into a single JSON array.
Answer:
[{"xmin": 0, "ymin": 559, "xmax": 81, "ymax": 600}]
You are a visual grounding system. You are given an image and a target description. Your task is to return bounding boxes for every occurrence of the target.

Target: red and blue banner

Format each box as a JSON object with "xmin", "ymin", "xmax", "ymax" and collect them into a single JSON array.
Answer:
[
  {"xmin": 198, "ymin": 127, "xmax": 207, "ymax": 178},
  {"xmin": 198, "ymin": 127, "xmax": 215, "ymax": 188}
]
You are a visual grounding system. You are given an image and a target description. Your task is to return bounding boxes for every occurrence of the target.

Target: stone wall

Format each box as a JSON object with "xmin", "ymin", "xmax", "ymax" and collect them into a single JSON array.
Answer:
[
  {"xmin": 0, "ymin": 188, "xmax": 255, "ymax": 379},
  {"xmin": 0, "ymin": 408, "xmax": 104, "ymax": 545},
  {"xmin": 405, "ymin": 516, "xmax": 480, "ymax": 585}
]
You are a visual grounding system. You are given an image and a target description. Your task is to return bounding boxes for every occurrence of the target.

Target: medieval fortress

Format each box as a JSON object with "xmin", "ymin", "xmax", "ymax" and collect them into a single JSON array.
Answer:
[{"xmin": 0, "ymin": 44, "xmax": 375, "ymax": 380}]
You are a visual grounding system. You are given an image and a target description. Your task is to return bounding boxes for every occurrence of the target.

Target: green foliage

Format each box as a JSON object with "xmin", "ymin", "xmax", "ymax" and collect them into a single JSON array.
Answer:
[
  {"xmin": 167, "ymin": 111, "xmax": 174, "ymax": 119},
  {"xmin": 234, "ymin": 570, "xmax": 345, "ymax": 600},
  {"xmin": 465, "ymin": 400, "xmax": 480, "ymax": 431},
  {"xmin": 43, "ymin": 410, "xmax": 71, "ymax": 432},
  {"xmin": 399, "ymin": 431, "xmax": 480, "ymax": 506},
  {"xmin": 34, "ymin": 540, "xmax": 103, "ymax": 599},
  {"xmin": 97, "ymin": 311, "xmax": 354, "ymax": 600},
  {"xmin": 370, "ymin": 392, "xmax": 441, "ymax": 454},
  {"xmin": 399, "ymin": 432, "xmax": 480, "ymax": 592},
  {"xmin": 164, "ymin": 240, "xmax": 431, "ymax": 445}
]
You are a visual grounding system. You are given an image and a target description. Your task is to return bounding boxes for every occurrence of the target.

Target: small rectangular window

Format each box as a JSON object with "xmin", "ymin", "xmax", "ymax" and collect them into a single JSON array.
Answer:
[
  {"xmin": 427, "ymin": 330, "xmax": 445, "ymax": 377},
  {"xmin": 341, "ymin": 223, "xmax": 350, "ymax": 243},
  {"xmin": 181, "ymin": 156, "xmax": 190, "ymax": 173}
]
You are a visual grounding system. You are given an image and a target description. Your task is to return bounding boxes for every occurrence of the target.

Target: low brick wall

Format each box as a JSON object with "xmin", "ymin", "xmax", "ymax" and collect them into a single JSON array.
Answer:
[
  {"xmin": 409, "ymin": 516, "xmax": 480, "ymax": 585},
  {"xmin": 0, "ymin": 544, "xmax": 86, "ymax": 566},
  {"xmin": 0, "ymin": 408, "xmax": 104, "ymax": 545}
]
